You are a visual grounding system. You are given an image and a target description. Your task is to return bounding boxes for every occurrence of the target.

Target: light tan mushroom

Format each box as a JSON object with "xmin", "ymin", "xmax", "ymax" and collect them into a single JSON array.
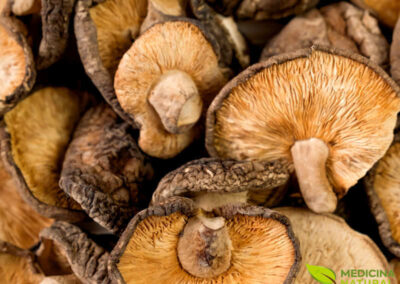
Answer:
[{"xmin": 10, "ymin": 0, "xmax": 41, "ymax": 15}]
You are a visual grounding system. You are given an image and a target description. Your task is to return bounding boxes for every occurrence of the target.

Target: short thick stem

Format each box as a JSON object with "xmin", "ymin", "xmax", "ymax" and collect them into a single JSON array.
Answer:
[
  {"xmin": 291, "ymin": 138, "xmax": 337, "ymax": 213},
  {"xmin": 148, "ymin": 70, "xmax": 203, "ymax": 134},
  {"xmin": 177, "ymin": 215, "xmax": 231, "ymax": 278}
]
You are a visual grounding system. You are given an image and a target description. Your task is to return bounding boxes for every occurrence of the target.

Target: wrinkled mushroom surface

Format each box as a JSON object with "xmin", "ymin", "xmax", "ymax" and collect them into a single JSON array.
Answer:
[
  {"xmin": 1, "ymin": 87, "xmax": 89, "ymax": 221},
  {"xmin": 207, "ymin": 46, "xmax": 400, "ymax": 213},
  {"xmin": 365, "ymin": 141, "xmax": 400, "ymax": 257},
  {"xmin": 0, "ymin": 16, "xmax": 35, "ymax": 116},
  {"xmin": 75, "ymin": 0, "xmax": 147, "ymax": 127},
  {"xmin": 109, "ymin": 199, "xmax": 299, "ymax": 283},
  {"xmin": 60, "ymin": 104, "xmax": 153, "ymax": 234},
  {"xmin": 391, "ymin": 18, "xmax": 400, "ymax": 86},
  {"xmin": 277, "ymin": 207, "xmax": 394, "ymax": 283},
  {"xmin": 114, "ymin": 20, "xmax": 228, "ymax": 158},
  {"xmin": 261, "ymin": 2, "xmax": 389, "ymax": 67},
  {"xmin": 152, "ymin": 157, "xmax": 291, "ymax": 209}
]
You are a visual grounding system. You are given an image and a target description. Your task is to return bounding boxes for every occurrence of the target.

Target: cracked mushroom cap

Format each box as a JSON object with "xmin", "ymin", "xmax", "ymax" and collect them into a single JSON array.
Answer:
[
  {"xmin": 261, "ymin": 2, "xmax": 389, "ymax": 67},
  {"xmin": 109, "ymin": 198, "xmax": 300, "ymax": 283},
  {"xmin": 0, "ymin": 87, "xmax": 90, "ymax": 222},
  {"xmin": 75, "ymin": 0, "xmax": 147, "ymax": 127},
  {"xmin": 276, "ymin": 207, "xmax": 394, "ymax": 283},
  {"xmin": 114, "ymin": 20, "xmax": 228, "ymax": 158},
  {"xmin": 59, "ymin": 104, "xmax": 153, "ymax": 235},
  {"xmin": 0, "ymin": 146, "xmax": 52, "ymax": 249},
  {"xmin": 0, "ymin": 16, "xmax": 35, "ymax": 116},
  {"xmin": 351, "ymin": 0, "xmax": 400, "ymax": 27},
  {"xmin": 236, "ymin": 0, "xmax": 319, "ymax": 20},
  {"xmin": 152, "ymin": 157, "xmax": 291, "ymax": 209},
  {"xmin": 206, "ymin": 46, "xmax": 400, "ymax": 214},
  {"xmin": 364, "ymin": 141, "xmax": 400, "ymax": 257}
]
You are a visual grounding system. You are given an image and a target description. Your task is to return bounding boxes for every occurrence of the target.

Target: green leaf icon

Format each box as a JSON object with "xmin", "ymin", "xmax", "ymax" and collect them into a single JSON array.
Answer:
[{"xmin": 306, "ymin": 264, "xmax": 336, "ymax": 284}]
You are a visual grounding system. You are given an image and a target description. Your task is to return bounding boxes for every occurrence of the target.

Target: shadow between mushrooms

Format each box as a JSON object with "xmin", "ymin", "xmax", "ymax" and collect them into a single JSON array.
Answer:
[
  {"xmin": 75, "ymin": 0, "xmax": 147, "ymax": 127},
  {"xmin": 108, "ymin": 198, "xmax": 300, "ymax": 283},
  {"xmin": 152, "ymin": 157, "xmax": 291, "ymax": 209},
  {"xmin": 0, "ymin": 16, "xmax": 35, "ymax": 116},
  {"xmin": 206, "ymin": 46, "xmax": 400, "ymax": 213},
  {"xmin": 276, "ymin": 207, "xmax": 395, "ymax": 283},
  {"xmin": 60, "ymin": 104, "xmax": 153, "ymax": 235},
  {"xmin": 364, "ymin": 140, "xmax": 400, "ymax": 257},
  {"xmin": 0, "ymin": 87, "xmax": 90, "ymax": 221},
  {"xmin": 114, "ymin": 20, "xmax": 229, "ymax": 158}
]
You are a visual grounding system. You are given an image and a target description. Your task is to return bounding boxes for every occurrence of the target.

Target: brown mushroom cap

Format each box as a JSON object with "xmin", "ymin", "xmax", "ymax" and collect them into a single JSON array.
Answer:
[
  {"xmin": 152, "ymin": 157, "xmax": 291, "ymax": 208},
  {"xmin": 0, "ymin": 17, "xmax": 35, "ymax": 116},
  {"xmin": 114, "ymin": 20, "xmax": 228, "ymax": 158},
  {"xmin": 261, "ymin": 2, "xmax": 389, "ymax": 67},
  {"xmin": 276, "ymin": 207, "xmax": 394, "ymax": 283},
  {"xmin": 391, "ymin": 18, "xmax": 400, "ymax": 86},
  {"xmin": 109, "ymin": 199, "xmax": 300, "ymax": 283},
  {"xmin": 364, "ymin": 141, "xmax": 400, "ymax": 257},
  {"xmin": 236, "ymin": 0, "xmax": 319, "ymax": 20},
  {"xmin": 0, "ymin": 146, "xmax": 52, "ymax": 249},
  {"xmin": 206, "ymin": 46, "xmax": 400, "ymax": 213},
  {"xmin": 351, "ymin": 0, "xmax": 400, "ymax": 27},
  {"xmin": 75, "ymin": 0, "xmax": 147, "ymax": 127},
  {"xmin": 0, "ymin": 87, "xmax": 90, "ymax": 221},
  {"xmin": 60, "ymin": 104, "xmax": 153, "ymax": 234}
]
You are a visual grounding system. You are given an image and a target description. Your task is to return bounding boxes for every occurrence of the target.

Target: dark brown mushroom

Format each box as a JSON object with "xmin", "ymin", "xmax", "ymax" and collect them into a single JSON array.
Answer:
[
  {"xmin": 109, "ymin": 198, "xmax": 300, "ymax": 283},
  {"xmin": 0, "ymin": 87, "xmax": 90, "ymax": 221},
  {"xmin": 204, "ymin": 0, "xmax": 241, "ymax": 16},
  {"xmin": 75, "ymin": 0, "xmax": 147, "ymax": 127},
  {"xmin": 364, "ymin": 140, "xmax": 400, "ymax": 257},
  {"xmin": 391, "ymin": 18, "xmax": 400, "ymax": 86},
  {"xmin": 261, "ymin": 2, "xmax": 389, "ymax": 68},
  {"xmin": 276, "ymin": 207, "xmax": 394, "ymax": 283},
  {"xmin": 114, "ymin": 20, "xmax": 229, "ymax": 158},
  {"xmin": 152, "ymin": 157, "xmax": 291, "ymax": 209},
  {"xmin": 0, "ymin": 16, "xmax": 35, "ymax": 116},
  {"xmin": 236, "ymin": 0, "xmax": 318, "ymax": 20},
  {"xmin": 206, "ymin": 46, "xmax": 400, "ymax": 213},
  {"xmin": 59, "ymin": 104, "xmax": 153, "ymax": 234},
  {"xmin": 351, "ymin": 0, "xmax": 400, "ymax": 27}
]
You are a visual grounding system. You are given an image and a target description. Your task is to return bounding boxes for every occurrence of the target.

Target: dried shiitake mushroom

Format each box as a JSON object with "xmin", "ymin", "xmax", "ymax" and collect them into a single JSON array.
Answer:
[
  {"xmin": 277, "ymin": 207, "xmax": 394, "ymax": 283},
  {"xmin": 351, "ymin": 0, "xmax": 400, "ymax": 27},
  {"xmin": 236, "ymin": 0, "xmax": 318, "ymax": 20},
  {"xmin": 0, "ymin": 146, "xmax": 52, "ymax": 249},
  {"xmin": 75, "ymin": 0, "xmax": 147, "ymax": 126},
  {"xmin": 206, "ymin": 46, "xmax": 400, "ymax": 213},
  {"xmin": 60, "ymin": 104, "xmax": 153, "ymax": 234},
  {"xmin": 109, "ymin": 198, "xmax": 300, "ymax": 283},
  {"xmin": 114, "ymin": 20, "xmax": 229, "ymax": 158},
  {"xmin": 261, "ymin": 2, "xmax": 389, "ymax": 67},
  {"xmin": 8, "ymin": 0, "xmax": 41, "ymax": 15},
  {"xmin": 152, "ymin": 157, "xmax": 290, "ymax": 208},
  {"xmin": 0, "ymin": 87, "xmax": 90, "ymax": 222},
  {"xmin": 391, "ymin": 18, "xmax": 400, "ymax": 86},
  {"xmin": 364, "ymin": 140, "xmax": 400, "ymax": 257},
  {"xmin": 0, "ymin": 16, "xmax": 35, "ymax": 116},
  {"xmin": 38, "ymin": 221, "xmax": 110, "ymax": 283}
]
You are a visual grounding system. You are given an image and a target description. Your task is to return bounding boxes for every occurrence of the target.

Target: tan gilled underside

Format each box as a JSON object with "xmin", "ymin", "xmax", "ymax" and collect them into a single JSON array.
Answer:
[
  {"xmin": 277, "ymin": 207, "xmax": 393, "ymax": 283},
  {"xmin": 118, "ymin": 212, "xmax": 295, "ymax": 283},
  {"xmin": 4, "ymin": 87, "xmax": 85, "ymax": 210},
  {"xmin": 115, "ymin": 21, "xmax": 227, "ymax": 158},
  {"xmin": 151, "ymin": 0, "xmax": 185, "ymax": 16},
  {"xmin": 373, "ymin": 143, "xmax": 400, "ymax": 243},
  {"xmin": 0, "ymin": 24, "xmax": 26, "ymax": 103},
  {"xmin": 90, "ymin": 0, "xmax": 147, "ymax": 74},
  {"xmin": 0, "ymin": 251, "xmax": 43, "ymax": 284},
  {"xmin": 213, "ymin": 50, "xmax": 400, "ymax": 195}
]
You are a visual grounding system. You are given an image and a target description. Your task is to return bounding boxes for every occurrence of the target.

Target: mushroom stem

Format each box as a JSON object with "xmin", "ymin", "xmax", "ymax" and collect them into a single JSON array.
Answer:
[
  {"xmin": 11, "ymin": 0, "xmax": 41, "ymax": 15},
  {"xmin": 177, "ymin": 215, "xmax": 232, "ymax": 278},
  {"xmin": 290, "ymin": 137, "xmax": 337, "ymax": 213},
  {"xmin": 148, "ymin": 70, "xmax": 203, "ymax": 134}
]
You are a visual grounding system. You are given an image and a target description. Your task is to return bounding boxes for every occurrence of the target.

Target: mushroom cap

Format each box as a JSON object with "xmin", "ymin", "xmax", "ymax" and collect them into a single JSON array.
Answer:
[
  {"xmin": 365, "ymin": 141, "xmax": 400, "ymax": 257},
  {"xmin": 276, "ymin": 207, "xmax": 394, "ymax": 283},
  {"xmin": 391, "ymin": 18, "xmax": 400, "ymax": 86},
  {"xmin": 114, "ymin": 20, "xmax": 228, "ymax": 158},
  {"xmin": 0, "ymin": 147, "xmax": 52, "ymax": 249},
  {"xmin": 206, "ymin": 46, "xmax": 400, "ymax": 197},
  {"xmin": 74, "ymin": 0, "xmax": 147, "ymax": 127},
  {"xmin": 60, "ymin": 104, "xmax": 153, "ymax": 234},
  {"xmin": 1, "ymin": 87, "xmax": 89, "ymax": 221},
  {"xmin": 151, "ymin": 157, "xmax": 291, "ymax": 208},
  {"xmin": 0, "ymin": 17, "xmax": 35, "ymax": 116},
  {"xmin": 351, "ymin": 0, "xmax": 400, "ymax": 27},
  {"xmin": 109, "ymin": 198, "xmax": 300, "ymax": 283}
]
